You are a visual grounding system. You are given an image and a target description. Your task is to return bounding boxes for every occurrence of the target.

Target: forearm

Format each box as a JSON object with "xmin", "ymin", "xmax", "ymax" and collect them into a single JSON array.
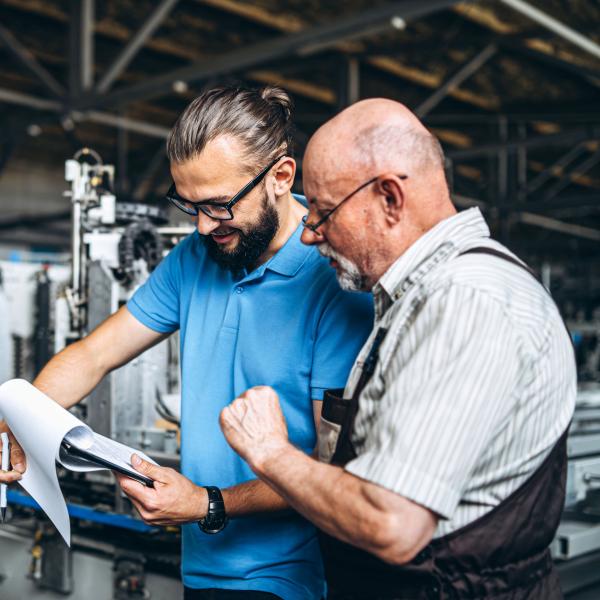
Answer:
[
  {"xmin": 222, "ymin": 478, "xmax": 290, "ymax": 518},
  {"xmin": 33, "ymin": 338, "xmax": 108, "ymax": 409},
  {"xmin": 253, "ymin": 445, "xmax": 431, "ymax": 563},
  {"xmin": 253, "ymin": 445, "xmax": 386, "ymax": 551}
]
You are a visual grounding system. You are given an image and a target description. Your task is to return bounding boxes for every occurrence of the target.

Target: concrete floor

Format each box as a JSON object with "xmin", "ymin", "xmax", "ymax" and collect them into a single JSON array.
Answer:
[{"xmin": 0, "ymin": 527, "xmax": 182, "ymax": 600}]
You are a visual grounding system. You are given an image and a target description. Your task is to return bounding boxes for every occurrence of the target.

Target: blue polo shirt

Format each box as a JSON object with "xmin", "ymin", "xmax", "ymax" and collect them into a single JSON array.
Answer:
[{"xmin": 127, "ymin": 220, "xmax": 373, "ymax": 599}]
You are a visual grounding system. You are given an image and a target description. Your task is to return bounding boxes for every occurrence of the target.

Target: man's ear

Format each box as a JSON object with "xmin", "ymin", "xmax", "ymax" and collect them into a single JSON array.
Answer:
[
  {"xmin": 376, "ymin": 175, "xmax": 405, "ymax": 224},
  {"xmin": 272, "ymin": 157, "xmax": 296, "ymax": 197}
]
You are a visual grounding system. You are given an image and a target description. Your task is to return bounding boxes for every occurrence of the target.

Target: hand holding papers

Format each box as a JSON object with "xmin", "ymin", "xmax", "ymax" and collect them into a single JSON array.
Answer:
[{"xmin": 0, "ymin": 379, "xmax": 158, "ymax": 545}]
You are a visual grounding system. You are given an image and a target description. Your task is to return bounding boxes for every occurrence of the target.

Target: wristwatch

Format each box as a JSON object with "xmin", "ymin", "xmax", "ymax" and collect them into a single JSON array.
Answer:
[{"xmin": 197, "ymin": 486, "xmax": 228, "ymax": 534}]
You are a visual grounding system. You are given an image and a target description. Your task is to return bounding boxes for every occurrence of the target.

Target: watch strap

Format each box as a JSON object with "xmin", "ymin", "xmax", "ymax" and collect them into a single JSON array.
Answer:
[{"xmin": 198, "ymin": 486, "xmax": 228, "ymax": 534}]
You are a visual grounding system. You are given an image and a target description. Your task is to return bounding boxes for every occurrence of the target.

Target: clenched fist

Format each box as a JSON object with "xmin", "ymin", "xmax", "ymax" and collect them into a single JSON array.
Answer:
[{"xmin": 220, "ymin": 386, "xmax": 290, "ymax": 472}]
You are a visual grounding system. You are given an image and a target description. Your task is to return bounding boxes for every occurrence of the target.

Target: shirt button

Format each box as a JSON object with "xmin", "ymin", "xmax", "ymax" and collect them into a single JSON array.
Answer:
[{"xmin": 236, "ymin": 287, "xmax": 244, "ymax": 294}]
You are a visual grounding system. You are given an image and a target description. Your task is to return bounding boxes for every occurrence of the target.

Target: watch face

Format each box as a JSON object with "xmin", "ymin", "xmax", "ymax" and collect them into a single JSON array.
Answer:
[{"xmin": 198, "ymin": 514, "xmax": 228, "ymax": 534}]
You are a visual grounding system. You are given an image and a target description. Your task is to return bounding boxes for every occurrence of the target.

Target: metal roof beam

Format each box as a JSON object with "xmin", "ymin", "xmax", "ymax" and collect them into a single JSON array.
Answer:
[
  {"xmin": 499, "ymin": 0, "xmax": 600, "ymax": 62},
  {"xmin": 415, "ymin": 43, "xmax": 497, "ymax": 117},
  {"xmin": 96, "ymin": 0, "xmax": 180, "ymax": 94},
  {"xmin": 452, "ymin": 192, "xmax": 600, "ymax": 241},
  {"xmin": 524, "ymin": 143, "xmax": 588, "ymax": 194},
  {"xmin": 69, "ymin": 0, "xmax": 95, "ymax": 96},
  {"xmin": 0, "ymin": 87, "xmax": 169, "ymax": 139},
  {"xmin": 0, "ymin": 87, "xmax": 62, "ymax": 112},
  {"xmin": 73, "ymin": 0, "xmax": 459, "ymax": 110},
  {"xmin": 0, "ymin": 23, "xmax": 66, "ymax": 98},
  {"xmin": 499, "ymin": 39, "xmax": 600, "ymax": 90},
  {"xmin": 512, "ymin": 193, "xmax": 600, "ymax": 214},
  {"xmin": 81, "ymin": 111, "xmax": 169, "ymax": 138},
  {"xmin": 338, "ymin": 56, "xmax": 360, "ymax": 109},
  {"xmin": 544, "ymin": 148, "xmax": 600, "ymax": 200},
  {"xmin": 516, "ymin": 212, "xmax": 600, "ymax": 242},
  {"xmin": 447, "ymin": 126, "xmax": 600, "ymax": 161}
]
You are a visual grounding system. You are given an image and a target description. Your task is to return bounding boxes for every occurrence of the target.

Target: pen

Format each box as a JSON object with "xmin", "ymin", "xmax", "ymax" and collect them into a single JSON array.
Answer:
[{"xmin": 1, "ymin": 432, "xmax": 9, "ymax": 522}]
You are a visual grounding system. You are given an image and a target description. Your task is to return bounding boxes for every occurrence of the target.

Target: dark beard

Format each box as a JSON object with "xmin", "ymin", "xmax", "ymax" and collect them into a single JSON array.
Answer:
[{"xmin": 203, "ymin": 197, "xmax": 279, "ymax": 272}]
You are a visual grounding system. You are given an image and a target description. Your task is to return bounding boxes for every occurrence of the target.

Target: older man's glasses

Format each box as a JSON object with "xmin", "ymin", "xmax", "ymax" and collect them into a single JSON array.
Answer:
[
  {"xmin": 302, "ymin": 174, "xmax": 408, "ymax": 233},
  {"xmin": 166, "ymin": 155, "xmax": 285, "ymax": 221}
]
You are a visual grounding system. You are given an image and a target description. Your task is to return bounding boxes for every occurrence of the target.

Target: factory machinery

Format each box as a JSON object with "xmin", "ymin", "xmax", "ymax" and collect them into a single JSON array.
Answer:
[
  {"xmin": 554, "ymin": 318, "xmax": 600, "ymax": 596},
  {"xmin": 0, "ymin": 150, "xmax": 190, "ymax": 599}
]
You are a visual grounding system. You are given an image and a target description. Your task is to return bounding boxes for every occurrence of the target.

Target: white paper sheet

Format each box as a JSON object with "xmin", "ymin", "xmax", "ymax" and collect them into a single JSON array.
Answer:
[{"xmin": 0, "ymin": 379, "xmax": 156, "ymax": 545}]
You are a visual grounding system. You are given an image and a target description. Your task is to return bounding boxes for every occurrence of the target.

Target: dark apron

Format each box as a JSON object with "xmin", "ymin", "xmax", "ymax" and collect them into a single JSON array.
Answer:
[{"xmin": 319, "ymin": 247, "xmax": 569, "ymax": 599}]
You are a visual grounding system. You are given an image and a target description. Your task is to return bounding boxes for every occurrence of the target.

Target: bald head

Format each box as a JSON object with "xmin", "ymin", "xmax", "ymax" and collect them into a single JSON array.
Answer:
[
  {"xmin": 301, "ymin": 98, "xmax": 456, "ymax": 290},
  {"xmin": 305, "ymin": 98, "xmax": 446, "ymax": 188}
]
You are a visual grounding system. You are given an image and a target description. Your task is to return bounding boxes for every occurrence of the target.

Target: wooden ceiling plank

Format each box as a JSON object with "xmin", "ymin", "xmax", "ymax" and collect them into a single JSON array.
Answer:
[
  {"xmin": 247, "ymin": 69, "xmax": 336, "ymax": 105},
  {"xmin": 1, "ymin": 0, "xmax": 499, "ymax": 116},
  {"xmin": 196, "ymin": 0, "xmax": 501, "ymax": 115},
  {"xmin": 453, "ymin": 2, "xmax": 521, "ymax": 35},
  {"xmin": 367, "ymin": 56, "xmax": 500, "ymax": 111},
  {"xmin": 195, "ymin": 0, "xmax": 304, "ymax": 33}
]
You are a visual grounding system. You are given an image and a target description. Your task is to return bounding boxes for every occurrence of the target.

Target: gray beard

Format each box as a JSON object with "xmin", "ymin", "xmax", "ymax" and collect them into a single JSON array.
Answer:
[{"xmin": 318, "ymin": 243, "xmax": 366, "ymax": 292}]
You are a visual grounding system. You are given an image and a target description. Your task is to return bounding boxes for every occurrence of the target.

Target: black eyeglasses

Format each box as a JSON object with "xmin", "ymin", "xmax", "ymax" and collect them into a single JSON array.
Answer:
[
  {"xmin": 302, "ymin": 174, "xmax": 408, "ymax": 233},
  {"xmin": 166, "ymin": 155, "xmax": 285, "ymax": 221}
]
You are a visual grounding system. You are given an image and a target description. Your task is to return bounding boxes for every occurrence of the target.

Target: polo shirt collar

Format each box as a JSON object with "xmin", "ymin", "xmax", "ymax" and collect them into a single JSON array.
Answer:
[
  {"xmin": 263, "ymin": 222, "xmax": 310, "ymax": 277},
  {"xmin": 239, "ymin": 222, "xmax": 309, "ymax": 283}
]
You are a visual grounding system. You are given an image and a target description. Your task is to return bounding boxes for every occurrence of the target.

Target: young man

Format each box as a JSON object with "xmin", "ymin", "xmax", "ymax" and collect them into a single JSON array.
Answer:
[{"xmin": 0, "ymin": 86, "xmax": 373, "ymax": 599}]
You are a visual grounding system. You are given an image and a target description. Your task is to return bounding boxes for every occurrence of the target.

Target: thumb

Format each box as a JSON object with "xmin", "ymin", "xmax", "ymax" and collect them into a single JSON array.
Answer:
[
  {"xmin": 130, "ymin": 454, "xmax": 162, "ymax": 480},
  {"xmin": 9, "ymin": 436, "xmax": 26, "ymax": 473}
]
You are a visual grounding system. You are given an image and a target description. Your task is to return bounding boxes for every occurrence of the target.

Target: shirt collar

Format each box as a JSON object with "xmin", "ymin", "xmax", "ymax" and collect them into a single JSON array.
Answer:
[
  {"xmin": 261, "ymin": 222, "xmax": 310, "ymax": 277},
  {"xmin": 374, "ymin": 208, "xmax": 490, "ymax": 314},
  {"xmin": 224, "ymin": 194, "xmax": 310, "ymax": 282}
]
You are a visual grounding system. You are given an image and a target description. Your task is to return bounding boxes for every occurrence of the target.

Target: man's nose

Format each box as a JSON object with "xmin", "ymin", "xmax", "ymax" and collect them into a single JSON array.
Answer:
[
  {"xmin": 195, "ymin": 212, "xmax": 221, "ymax": 235},
  {"xmin": 300, "ymin": 225, "xmax": 323, "ymax": 246}
]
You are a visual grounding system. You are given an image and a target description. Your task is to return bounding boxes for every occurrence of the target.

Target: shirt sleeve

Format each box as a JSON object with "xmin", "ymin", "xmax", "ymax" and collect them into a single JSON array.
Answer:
[
  {"xmin": 126, "ymin": 242, "xmax": 182, "ymax": 334},
  {"xmin": 345, "ymin": 283, "xmax": 521, "ymax": 519},
  {"xmin": 310, "ymin": 288, "xmax": 374, "ymax": 400}
]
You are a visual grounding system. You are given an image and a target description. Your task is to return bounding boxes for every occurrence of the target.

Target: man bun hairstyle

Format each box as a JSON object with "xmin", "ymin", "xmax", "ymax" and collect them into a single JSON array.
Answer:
[
  {"xmin": 260, "ymin": 85, "xmax": 293, "ymax": 123},
  {"xmin": 167, "ymin": 84, "xmax": 295, "ymax": 172}
]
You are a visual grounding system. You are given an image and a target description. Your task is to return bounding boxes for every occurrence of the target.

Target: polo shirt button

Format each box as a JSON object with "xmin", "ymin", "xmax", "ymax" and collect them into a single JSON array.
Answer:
[{"xmin": 236, "ymin": 287, "xmax": 244, "ymax": 294}]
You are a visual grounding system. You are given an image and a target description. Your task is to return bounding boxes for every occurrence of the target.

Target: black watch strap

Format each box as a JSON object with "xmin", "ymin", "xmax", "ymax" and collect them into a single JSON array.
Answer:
[{"xmin": 198, "ymin": 486, "xmax": 228, "ymax": 534}]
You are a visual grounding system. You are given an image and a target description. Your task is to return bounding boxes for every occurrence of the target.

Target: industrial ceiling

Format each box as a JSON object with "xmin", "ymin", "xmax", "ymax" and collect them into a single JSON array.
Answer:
[{"xmin": 0, "ymin": 0, "xmax": 599, "ymax": 306}]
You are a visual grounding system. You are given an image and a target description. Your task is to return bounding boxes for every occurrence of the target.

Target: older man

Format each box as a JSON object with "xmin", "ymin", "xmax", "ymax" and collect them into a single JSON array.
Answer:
[{"xmin": 220, "ymin": 98, "xmax": 576, "ymax": 599}]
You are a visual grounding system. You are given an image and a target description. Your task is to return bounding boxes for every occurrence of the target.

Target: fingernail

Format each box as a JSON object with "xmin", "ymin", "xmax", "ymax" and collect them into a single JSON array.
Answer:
[
  {"xmin": 13, "ymin": 463, "xmax": 24, "ymax": 473},
  {"xmin": 131, "ymin": 454, "xmax": 141, "ymax": 466}
]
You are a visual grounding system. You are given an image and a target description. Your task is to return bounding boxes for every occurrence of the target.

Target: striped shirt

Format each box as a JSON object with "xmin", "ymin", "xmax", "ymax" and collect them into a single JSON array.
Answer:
[{"xmin": 342, "ymin": 208, "xmax": 576, "ymax": 537}]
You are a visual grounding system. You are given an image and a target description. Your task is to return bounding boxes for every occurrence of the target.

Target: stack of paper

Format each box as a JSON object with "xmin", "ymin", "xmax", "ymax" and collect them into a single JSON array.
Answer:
[{"xmin": 0, "ymin": 379, "xmax": 157, "ymax": 544}]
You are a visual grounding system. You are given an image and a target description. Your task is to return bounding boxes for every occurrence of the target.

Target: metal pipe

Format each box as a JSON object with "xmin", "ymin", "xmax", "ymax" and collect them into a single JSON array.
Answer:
[
  {"xmin": 0, "ymin": 87, "xmax": 171, "ymax": 139},
  {"xmin": 0, "ymin": 88, "xmax": 62, "ymax": 111},
  {"xmin": 499, "ymin": 0, "xmax": 600, "ymax": 61},
  {"xmin": 81, "ymin": 0, "xmax": 95, "ymax": 91},
  {"xmin": 517, "ymin": 212, "xmax": 600, "ymax": 242},
  {"xmin": 82, "ymin": 111, "xmax": 170, "ymax": 138},
  {"xmin": 70, "ymin": 192, "xmax": 82, "ymax": 331}
]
